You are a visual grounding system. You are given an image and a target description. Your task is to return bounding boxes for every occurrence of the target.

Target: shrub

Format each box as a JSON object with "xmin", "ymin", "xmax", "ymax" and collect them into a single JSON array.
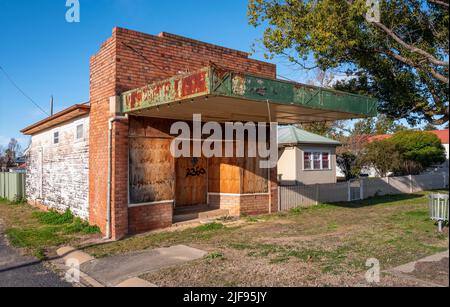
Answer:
[
  {"xmin": 390, "ymin": 131, "xmax": 446, "ymax": 175},
  {"xmin": 33, "ymin": 209, "xmax": 74, "ymax": 225},
  {"xmin": 337, "ymin": 151, "xmax": 361, "ymax": 180}
]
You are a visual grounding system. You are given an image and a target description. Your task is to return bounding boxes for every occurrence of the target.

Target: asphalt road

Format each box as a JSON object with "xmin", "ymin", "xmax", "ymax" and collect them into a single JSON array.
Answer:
[{"xmin": 0, "ymin": 233, "xmax": 71, "ymax": 287}]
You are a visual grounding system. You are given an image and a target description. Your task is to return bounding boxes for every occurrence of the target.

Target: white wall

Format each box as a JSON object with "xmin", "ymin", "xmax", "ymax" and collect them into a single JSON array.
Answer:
[
  {"xmin": 278, "ymin": 147, "xmax": 297, "ymax": 181},
  {"xmin": 26, "ymin": 115, "xmax": 90, "ymax": 219}
]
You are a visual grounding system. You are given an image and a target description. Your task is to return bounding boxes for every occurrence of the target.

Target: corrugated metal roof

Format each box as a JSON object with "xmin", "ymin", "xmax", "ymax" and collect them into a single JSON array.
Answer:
[{"xmin": 278, "ymin": 126, "xmax": 341, "ymax": 146}]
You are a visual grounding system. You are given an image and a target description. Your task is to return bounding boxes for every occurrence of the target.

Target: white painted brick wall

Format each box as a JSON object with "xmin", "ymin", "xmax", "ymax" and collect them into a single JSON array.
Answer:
[{"xmin": 26, "ymin": 115, "xmax": 90, "ymax": 219}]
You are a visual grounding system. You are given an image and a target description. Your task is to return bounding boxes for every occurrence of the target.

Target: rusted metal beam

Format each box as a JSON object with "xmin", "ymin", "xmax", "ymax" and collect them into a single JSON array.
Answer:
[
  {"xmin": 120, "ymin": 66, "xmax": 378, "ymax": 118},
  {"xmin": 121, "ymin": 67, "xmax": 211, "ymax": 113}
]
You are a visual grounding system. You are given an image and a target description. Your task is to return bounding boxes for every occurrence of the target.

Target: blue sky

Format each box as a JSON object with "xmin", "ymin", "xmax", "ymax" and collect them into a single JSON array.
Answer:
[
  {"xmin": 0, "ymin": 0, "xmax": 434, "ymax": 150},
  {"xmin": 1, "ymin": 0, "xmax": 319, "ymax": 149}
]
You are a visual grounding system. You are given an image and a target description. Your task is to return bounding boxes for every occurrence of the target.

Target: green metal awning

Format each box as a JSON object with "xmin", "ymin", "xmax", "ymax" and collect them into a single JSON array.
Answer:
[{"xmin": 120, "ymin": 66, "xmax": 377, "ymax": 123}]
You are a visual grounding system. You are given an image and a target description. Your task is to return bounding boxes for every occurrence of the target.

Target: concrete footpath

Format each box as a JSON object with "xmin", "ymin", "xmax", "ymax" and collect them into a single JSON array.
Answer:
[
  {"xmin": 386, "ymin": 250, "xmax": 449, "ymax": 287},
  {"xmin": 56, "ymin": 245, "xmax": 207, "ymax": 287}
]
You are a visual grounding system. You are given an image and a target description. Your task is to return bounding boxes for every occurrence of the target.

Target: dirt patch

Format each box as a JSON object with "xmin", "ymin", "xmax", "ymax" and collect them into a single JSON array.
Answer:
[
  {"xmin": 86, "ymin": 192, "xmax": 449, "ymax": 287},
  {"xmin": 410, "ymin": 257, "xmax": 449, "ymax": 286},
  {"xmin": 141, "ymin": 248, "xmax": 361, "ymax": 287}
]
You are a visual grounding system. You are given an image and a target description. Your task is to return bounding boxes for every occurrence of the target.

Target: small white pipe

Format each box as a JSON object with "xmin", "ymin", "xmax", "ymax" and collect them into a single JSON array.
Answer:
[{"xmin": 106, "ymin": 115, "xmax": 128, "ymax": 240}]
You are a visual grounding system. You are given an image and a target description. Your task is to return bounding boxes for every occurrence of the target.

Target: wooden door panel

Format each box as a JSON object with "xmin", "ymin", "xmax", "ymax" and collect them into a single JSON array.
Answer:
[{"xmin": 175, "ymin": 157, "xmax": 207, "ymax": 207}]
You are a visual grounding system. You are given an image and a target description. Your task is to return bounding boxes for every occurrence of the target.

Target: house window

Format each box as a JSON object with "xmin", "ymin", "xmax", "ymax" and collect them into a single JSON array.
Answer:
[
  {"xmin": 322, "ymin": 152, "xmax": 330, "ymax": 169},
  {"xmin": 76, "ymin": 124, "xmax": 84, "ymax": 139},
  {"xmin": 304, "ymin": 152, "xmax": 312, "ymax": 170},
  {"xmin": 313, "ymin": 152, "xmax": 321, "ymax": 169},
  {"xmin": 304, "ymin": 151, "xmax": 331, "ymax": 170},
  {"xmin": 53, "ymin": 131, "xmax": 59, "ymax": 144}
]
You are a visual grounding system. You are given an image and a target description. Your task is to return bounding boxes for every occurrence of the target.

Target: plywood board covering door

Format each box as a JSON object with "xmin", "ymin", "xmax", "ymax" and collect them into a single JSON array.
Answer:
[
  {"xmin": 175, "ymin": 157, "xmax": 208, "ymax": 207},
  {"xmin": 129, "ymin": 138, "xmax": 175, "ymax": 204}
]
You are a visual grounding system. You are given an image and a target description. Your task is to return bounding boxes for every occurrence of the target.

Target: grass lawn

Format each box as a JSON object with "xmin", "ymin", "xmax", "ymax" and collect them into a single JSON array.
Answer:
[
  {"xmin": 0, "ymin": 199, "xmax": 100, "ymax": 260},
  {"xmin": 82, "ymin": 191, "xmax": 449, "ymax": 287}
]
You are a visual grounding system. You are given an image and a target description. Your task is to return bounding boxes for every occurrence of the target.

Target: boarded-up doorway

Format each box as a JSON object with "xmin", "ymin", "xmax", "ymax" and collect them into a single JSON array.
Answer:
[{"xmin": 175, "ymin": 157, "xmax": 208, "ymax": 207}]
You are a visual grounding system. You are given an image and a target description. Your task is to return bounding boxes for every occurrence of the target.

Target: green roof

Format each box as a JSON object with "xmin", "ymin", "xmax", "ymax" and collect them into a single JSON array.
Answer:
[{"xmin": 278, "ymin": 126, "xmax": 341, "ymax": 146}]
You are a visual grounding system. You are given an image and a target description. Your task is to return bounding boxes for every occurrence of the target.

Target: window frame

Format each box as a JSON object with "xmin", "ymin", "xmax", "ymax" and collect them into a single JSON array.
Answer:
[
  {"xmin": 303, "ymin": 150, "xmax": 332, "ymax": 171},
  {"xmin": 76, "ymin": 123, "xmax": 84, "ymax": 140},
  {"xmin": 53, "ymin": 131, "xmax": 60, "ymax": 145}
]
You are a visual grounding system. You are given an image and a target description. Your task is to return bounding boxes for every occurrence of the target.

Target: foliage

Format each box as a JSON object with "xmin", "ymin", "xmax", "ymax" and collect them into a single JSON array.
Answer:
[
  {"xmin": 423, "ymin": 123, "xmax": 439, "ymax": 131},
  {"xmin": 336, "ymin": 151, "xmax": 361, "ymax": 180},
  {"xmin": 0, "ymin": 200, "xmax": 100, "ymax": 260},
  {"xmin": 362, "ymin": 139, "xmax": 401, "ymax": 177},
  {"xmin": 298, "ymin": 121, "xmax": 347, "ymax": 139},
  {"xmin": 362, "ymin": 130, "xmax": 446, "ymax": 175},
  {"xmin": 194, "ymin": 223, "xmax": 225, "ymax": 232},
  {"xmin": 390, "ymin": 130, "xmax": 446, "ymax": 174},
  {"xmin": 248, "ymin": 0, "xmax": 449, "ymax": 125},
  {"xmin": 33, "ymin": 209, "xmax": 75, "ymax": 225},
  {"xmin": 351, "ymin": 115, "xmax": 408, "ymax": 136},
  {"xmin": 0, "ymin": 138, "xmax": 22, "ymax": 170}
]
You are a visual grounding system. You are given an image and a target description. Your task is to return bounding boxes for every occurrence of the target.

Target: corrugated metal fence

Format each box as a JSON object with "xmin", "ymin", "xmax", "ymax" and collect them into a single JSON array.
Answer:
[
  {"xmin": 279, "ymin": 172, "xmax": 449, "ymax": 211},
  {"xmin": 0, "ymin": 172, "xmax": 26, "ymax": 202}
]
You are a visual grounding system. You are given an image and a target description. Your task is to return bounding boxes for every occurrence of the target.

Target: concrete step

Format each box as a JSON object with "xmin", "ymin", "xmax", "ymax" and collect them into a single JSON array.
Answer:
[
  {"xmin": 198, "ymin": 209, "xmax": 229, "ymax": 219},
  {"xmin": 173, "ymin": 208, "xmax": 229, "ymax": 223}
]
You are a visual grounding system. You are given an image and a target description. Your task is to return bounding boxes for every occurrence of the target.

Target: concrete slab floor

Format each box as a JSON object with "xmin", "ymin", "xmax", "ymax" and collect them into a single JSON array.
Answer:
[{"xmin": 80, "ymin": 245, "xmax": 207, "ymax": 287}]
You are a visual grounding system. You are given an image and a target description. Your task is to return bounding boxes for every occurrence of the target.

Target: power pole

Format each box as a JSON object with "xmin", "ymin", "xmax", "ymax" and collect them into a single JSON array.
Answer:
[{"xmin": 50, "ymin": 95, "xmax": 54, "ymax": 116}]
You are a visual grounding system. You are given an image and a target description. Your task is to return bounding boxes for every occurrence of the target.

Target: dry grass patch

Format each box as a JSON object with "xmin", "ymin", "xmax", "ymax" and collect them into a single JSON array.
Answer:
[{"xmin": 83, "ymin": 191, "xmax": 448, "ymax": 286}]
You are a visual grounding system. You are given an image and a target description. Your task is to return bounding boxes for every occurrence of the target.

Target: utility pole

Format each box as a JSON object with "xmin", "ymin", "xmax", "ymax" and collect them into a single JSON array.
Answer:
[{"xmin": 50, "ymin": 95, "xmax": 54, "ymax": 116}]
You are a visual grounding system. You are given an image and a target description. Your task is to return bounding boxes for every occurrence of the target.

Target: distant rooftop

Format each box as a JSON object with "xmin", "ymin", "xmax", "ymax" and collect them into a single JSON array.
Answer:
[{"xmin": 278, "ymin": 126, "xmax": 341, "ymax": 146}]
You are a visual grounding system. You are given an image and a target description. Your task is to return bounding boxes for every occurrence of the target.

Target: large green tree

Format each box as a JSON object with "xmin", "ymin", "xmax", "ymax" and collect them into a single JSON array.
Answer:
[
  {"xmin": 248, "ymin": 0, "xmax": 449, "ymax": 125},
  {"xmin": 390, "ymin": 130, "xmax": 446, "ymax": 173}
]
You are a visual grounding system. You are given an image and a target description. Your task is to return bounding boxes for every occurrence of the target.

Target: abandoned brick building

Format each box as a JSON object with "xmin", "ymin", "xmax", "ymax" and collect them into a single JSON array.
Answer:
[{"xmin": 22, "ymin": 27, "xmax": 376, "ymax": 240}]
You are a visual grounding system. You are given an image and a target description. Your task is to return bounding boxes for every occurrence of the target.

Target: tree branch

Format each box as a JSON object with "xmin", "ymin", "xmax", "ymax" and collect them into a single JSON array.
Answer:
[
  {"xmin": 371, "ymin": 21, "xmax": 449, "ymax": 67},
  {"xmin": 377, "ymin": 48, "xmax": 449, "ymax": 84},
  {"xmin": 428, "ymin": 0, "xmax": 449, "ymax": 8}
]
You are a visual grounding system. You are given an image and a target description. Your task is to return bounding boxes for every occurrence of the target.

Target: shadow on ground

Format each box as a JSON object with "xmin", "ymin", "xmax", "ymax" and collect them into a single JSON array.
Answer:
[{"xmin": 329, "ymin": 193, "xmax": 424, "ymax": 209}]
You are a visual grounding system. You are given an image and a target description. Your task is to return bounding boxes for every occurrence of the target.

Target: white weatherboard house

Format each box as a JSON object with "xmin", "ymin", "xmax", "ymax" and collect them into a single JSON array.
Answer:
[
  {"xmin": 277, "ymin": 126, "xmax": 341, "ymax": 185},
  {"xmin": 22, "ymin": 104, "xmax": 90, "ymax": 220}
]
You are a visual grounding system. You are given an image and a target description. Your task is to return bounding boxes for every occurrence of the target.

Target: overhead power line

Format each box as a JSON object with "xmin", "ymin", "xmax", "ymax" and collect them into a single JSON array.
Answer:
[{"xmin": 0, "ymin": 65, "xmax": 49, "ymax": 116}]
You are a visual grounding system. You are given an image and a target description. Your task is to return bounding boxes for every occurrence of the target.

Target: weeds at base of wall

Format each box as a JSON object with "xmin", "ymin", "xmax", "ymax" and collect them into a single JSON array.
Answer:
[{"xmin": 0, "ymin": 200, "xmax": 100, "ymax": 260}]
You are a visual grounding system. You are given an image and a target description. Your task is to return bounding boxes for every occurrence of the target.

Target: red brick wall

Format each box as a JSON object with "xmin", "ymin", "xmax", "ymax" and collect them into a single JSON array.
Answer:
[
  {"xmin": 128, "ymin": 203, "xmax": 173, "ymax": 234},
  {"xmin": 89, "ymin": 27, "xmax": 277, "ymax": 239},
  {"xmin": 89, "ymin": 35, "xmax": 117, "ymax": 236},
  {"xmin": 114, "ymin": 28, "xmax": 276, "ymax": 94}
]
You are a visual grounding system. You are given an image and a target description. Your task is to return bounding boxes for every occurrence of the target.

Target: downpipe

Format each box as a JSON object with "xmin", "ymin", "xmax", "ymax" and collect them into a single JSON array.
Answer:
[{"xmin": 106, "ymin": 115, "xmax": 128, "ymax": 240}]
